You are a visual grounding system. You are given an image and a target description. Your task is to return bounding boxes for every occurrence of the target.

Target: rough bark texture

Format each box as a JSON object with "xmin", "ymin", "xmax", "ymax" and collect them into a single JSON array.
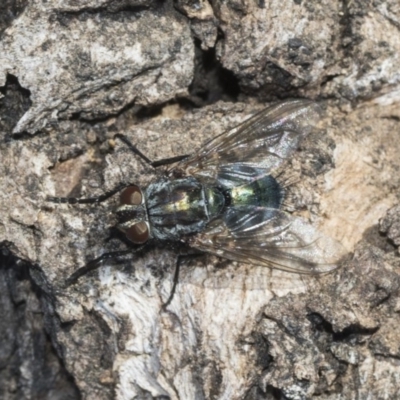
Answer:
[{"xmin": 1, "ymin": 0, "xmax": 400, "ymax": 399}]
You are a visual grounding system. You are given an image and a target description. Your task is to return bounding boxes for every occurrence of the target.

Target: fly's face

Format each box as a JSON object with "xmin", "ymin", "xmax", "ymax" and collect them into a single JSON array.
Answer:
[{"xmin": 116, "ymin": 185, "xmax": 150, "ymax": 244}]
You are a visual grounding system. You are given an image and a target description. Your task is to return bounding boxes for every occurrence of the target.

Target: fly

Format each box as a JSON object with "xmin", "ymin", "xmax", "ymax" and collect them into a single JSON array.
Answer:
[{"xmin": 48, "ymin": 100, "xmax": 345, "ymax": 306}]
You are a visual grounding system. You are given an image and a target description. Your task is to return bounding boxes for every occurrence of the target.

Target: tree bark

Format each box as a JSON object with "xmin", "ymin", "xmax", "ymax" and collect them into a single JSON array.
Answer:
[{"xmin": 1, "ymin": 0, "xmax": 400, "ymax": 399}]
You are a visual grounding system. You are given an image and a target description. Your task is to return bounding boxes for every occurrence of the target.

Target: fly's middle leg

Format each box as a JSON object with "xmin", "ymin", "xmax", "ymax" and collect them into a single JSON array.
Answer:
[
  {"xmin": 114, "ymin": 134, "xmax": 189, "ymax": 168},
  {"xmin": 162, "ymin": 252, "xmax": 205, "ymax": 310},
  {"xmin": 47, "ymin": 135, "xmax": 189, "ymax": 204}
]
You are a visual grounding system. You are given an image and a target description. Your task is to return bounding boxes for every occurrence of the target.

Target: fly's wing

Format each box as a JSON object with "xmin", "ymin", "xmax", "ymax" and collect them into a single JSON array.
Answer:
[
  {"xmin": 189, "ymin": 207, "xmax": 346, "ymax": 274},
  {"xmin": 178, "ymin": 260, "xmax": 314, "ymax": 292},
  {"xmin": 174, "ymin": 100, "xmax": 322, "ymax": 186}
]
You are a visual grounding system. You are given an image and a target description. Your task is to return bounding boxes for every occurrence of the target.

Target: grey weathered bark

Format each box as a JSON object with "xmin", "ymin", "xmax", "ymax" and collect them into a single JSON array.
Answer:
[{"xmin": 1, "ymin": 0, "xmax": 400, "ymax": 399}]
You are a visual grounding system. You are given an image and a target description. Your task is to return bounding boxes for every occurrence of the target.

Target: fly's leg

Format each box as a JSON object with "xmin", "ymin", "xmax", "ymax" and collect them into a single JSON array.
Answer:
[
  {"xmin": 47, "ymin": 183, "xmax": 128, "ymax": 205},
  {"xmin": 65, "ymin": 246, "xmax": 146, "ymax": 287},
  {"xmin": 162, "ymin": 252, "xmax": 205, "ymax": 310},
  {"xmin": 114, "ymin": 134, "xmax": 189, "ymax": 168},
  {"xmin": 47, "ymin": 135, "xmax": 189, "ymax": 204}
]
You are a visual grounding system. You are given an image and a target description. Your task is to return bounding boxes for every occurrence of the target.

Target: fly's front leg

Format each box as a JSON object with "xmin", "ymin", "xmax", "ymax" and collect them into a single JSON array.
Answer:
[
  {"xmin": 47, "ymin": 183, "xmax": 127, "ymax": 205},
  {"xmin": 65, "ymin": 245, "xmax": 147, "ymax": 287},
  {"xmin": 114, "ymin": 134, "xmax": 189, "ymax": 168}
]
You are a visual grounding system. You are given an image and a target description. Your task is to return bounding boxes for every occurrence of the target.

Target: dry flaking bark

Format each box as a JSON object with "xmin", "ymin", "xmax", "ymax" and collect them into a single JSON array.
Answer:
[
  {"xmin": 1, "ymin": 1, "xmax": 400, "ymax": 400},
  {"xmin": 0, "ymin": 1, "xmax": 194, "ymax": 134},
  {"xmin": 0, "ymin": 248, "xmax": 80, "ymax": 399}
]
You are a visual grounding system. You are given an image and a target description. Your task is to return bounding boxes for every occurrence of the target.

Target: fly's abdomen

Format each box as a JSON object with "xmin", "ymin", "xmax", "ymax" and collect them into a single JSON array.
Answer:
[
  {"xmin": 227, "ymin": 175, "xmax": 283, "ymax": 209},
  {"xmin": 145, "ymin": 178, "xmax": 225, "ymax": 240}
]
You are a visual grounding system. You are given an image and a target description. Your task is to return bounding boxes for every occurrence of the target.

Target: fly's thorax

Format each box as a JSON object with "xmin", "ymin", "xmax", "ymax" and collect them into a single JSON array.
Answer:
[
  {"xmin": 145, "ymin": 178, "xmax": 204, "ymax": 219},
  {"xmin": 143, "ymin": 177, "xmax": 226, "ymax": 241},
  {"xmin": 116, "ymin": 185, "xmax": 151, "ymax": 244},
  {"xmin": 204, "ymin": 186, "xmax": 225, "ymax": 220},
  {"xmin": 227, "ymin": 175, "xmax": 283, "ymax": 209}
]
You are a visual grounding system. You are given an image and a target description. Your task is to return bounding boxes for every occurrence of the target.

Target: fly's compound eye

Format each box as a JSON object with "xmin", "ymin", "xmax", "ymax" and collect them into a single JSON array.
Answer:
[
  {"xmin": 120, "ymin": 185, "xmax": 143, "ymax": 206},
  {"xmin": 125, "ymin": 221, "xmax": 150, "ymax": 244}
]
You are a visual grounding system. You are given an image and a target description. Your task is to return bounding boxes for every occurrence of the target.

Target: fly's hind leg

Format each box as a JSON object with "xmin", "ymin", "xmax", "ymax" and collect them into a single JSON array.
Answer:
[
  {"xmin": 114, "ymin": 134, "xmax": 189, "ymax": 168},
  {"xmin": 162, "ymin": 252, "xmax": 205, "ymax": 310}
]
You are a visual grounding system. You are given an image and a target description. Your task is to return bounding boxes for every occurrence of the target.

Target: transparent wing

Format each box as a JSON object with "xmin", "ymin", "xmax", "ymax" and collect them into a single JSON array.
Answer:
[
  {"xmin": 188, "ymin": 206, "xmax": 346, "ymax": 274},
  {"xmin": 173, "ymin": 100, "xmax": 322, "ymax": 186},
  {"xmin": 178, "ymin": 261, "xmax": 315, "ymax": 292}
]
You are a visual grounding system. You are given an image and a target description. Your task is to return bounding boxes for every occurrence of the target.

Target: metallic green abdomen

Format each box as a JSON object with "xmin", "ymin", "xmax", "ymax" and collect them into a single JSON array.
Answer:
[{"xmin": 227, "ymin": 175, "xmax": 282, "ymax": 209}]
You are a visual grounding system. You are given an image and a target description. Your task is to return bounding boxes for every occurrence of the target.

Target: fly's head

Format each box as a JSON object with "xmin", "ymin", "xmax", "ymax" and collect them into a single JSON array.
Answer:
[{"xmin": 116, "ymin": 185, "xmax": 150, "ymax": 244}]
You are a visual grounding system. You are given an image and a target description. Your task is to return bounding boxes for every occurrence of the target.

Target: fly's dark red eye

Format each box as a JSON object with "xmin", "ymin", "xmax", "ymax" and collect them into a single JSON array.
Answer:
[
  {"xmin": 125, "ymin": 221, "xmax": 149, "ymax": 244},
  {"xmin": 120, "ymin": 186, "xmax": 142, "ymax": 206}
]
